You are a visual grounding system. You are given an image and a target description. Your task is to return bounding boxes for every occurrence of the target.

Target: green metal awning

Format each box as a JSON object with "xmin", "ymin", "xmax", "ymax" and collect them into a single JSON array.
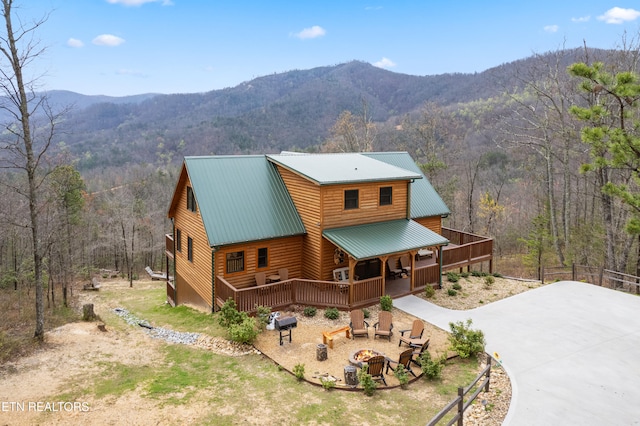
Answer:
[{"xmin": 322, "ymin": 219, "xmax": 449, "ymax": 261}]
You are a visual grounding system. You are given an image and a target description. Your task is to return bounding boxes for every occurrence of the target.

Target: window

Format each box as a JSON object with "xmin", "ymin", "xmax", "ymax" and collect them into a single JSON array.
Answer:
[
  {"xmin": 344, "ymin": 189, "xmax": 359, "ymax": 210},
  {"xmin": 187, "ymin": 236, "xmax": 193, "ymax": 262},
  {"xmin": 226, "ymin": 251, "xmax": 245, "ymax": 274},
  {"xmin": 187, "ymin": 186, "xmax": 197, "ymax": 212},
  {"xmin": 176, "ymin": 228, "xmax": 182, "ymax": 252},
  {"xmin": 257, "ymin": 247, "xmax": 268, "ymax": 268},
  {"xmin": 380, "ymin": 186, "xmax": 392, "ymax": 206}
]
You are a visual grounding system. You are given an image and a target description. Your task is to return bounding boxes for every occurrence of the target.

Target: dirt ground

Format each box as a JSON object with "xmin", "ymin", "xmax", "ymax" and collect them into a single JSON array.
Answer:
[
  {"xmin": 253, "ymin": 305, "xmax": 452, "ymax": 388},
  {"xmin": 0, "ymin": 275, "xmax": 533, "ymax": 425}
]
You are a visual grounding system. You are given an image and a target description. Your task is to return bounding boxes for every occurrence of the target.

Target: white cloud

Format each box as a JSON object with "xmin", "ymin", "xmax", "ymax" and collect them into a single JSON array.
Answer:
[
  {"xmin": 106, "ymin": 0, "xmax": 173, "ymax": 6},
  {"xmin": 293, "ymin": 25, "xmax": 326, "ymax": 40},
  {"xmin": 598, "ymin": 7, "xmax": 640, "ymax": 24},
  {"xmin": 571, "ymin": 16, "xmax": 590, "ymax": 23},
  {"xmin": 373, "ymin": 57, "xmax": 396, "ymax": 69},
  {"xmin": 543, "ymin": 25, "xmax": 559, "ymax": 33},
  {"xmin": 67, "ymin": 38, "xmax": 84, "ymax": 48},
  {"xmin": 92, "ymin": 34, "xmax": 126, "ymax": 46}
]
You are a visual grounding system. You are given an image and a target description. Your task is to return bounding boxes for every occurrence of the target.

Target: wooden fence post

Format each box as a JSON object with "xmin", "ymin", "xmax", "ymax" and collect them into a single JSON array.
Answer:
[
  {"xmin": 572, "ymin": 263, "xmax": 576, "ymax": 281},
  {"xmin": 599, "ymin": 267, "xmax": 604, "ymax": 286},
  {"xmin": 457, "ymin": 386, "xmax": 464, "ymax": 426},
  {"xmin": 485, "ymin": 353, "xmax": 492, "ymax": 392}
]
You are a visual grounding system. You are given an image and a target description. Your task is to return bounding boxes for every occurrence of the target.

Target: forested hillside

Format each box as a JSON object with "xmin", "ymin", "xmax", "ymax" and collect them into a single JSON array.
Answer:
[{"xmin": 50, "ymin": 60, "xmax": 514, "ymax": 168}]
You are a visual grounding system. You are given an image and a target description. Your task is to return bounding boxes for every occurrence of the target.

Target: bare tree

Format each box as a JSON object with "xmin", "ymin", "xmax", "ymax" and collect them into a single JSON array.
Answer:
[
  {"xmin": 322, "ymin": 97, "xmax": 377, "ymax": 152},
  {"xmin": 0, "ymin": 1, "xmax": 60, "ymax": 340}
]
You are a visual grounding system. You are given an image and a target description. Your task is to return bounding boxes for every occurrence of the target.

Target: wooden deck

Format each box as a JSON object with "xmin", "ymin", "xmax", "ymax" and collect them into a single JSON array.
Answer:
[{"xmin": 169, "ymin": 228, "xmax": 493, "ymax": 313}]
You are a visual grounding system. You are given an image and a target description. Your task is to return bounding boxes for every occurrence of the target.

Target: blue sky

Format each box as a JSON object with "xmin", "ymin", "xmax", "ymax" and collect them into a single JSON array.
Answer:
[{"xmin": 20, "ymin": 0, "xmax": 640, "ymax": 96}]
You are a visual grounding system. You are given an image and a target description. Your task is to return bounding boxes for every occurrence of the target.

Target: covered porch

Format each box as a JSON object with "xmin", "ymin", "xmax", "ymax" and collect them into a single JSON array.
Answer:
[{"xmin": 210, "ymin": 225, "xmax": 493, "ymax": 313}]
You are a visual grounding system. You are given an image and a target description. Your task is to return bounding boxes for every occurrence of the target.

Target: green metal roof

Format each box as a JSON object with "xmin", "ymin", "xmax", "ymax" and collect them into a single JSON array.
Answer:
[
  {"xmin": 267, "ymin": 153, "xmax": 422, "ymax": 185},
  {"xmin": 363, "ymin": 152, "xmax": 450, "ymax": 218},
  {"xmin": 184, "ymin": 156, "xmax": 306, "ymax": 247},
  {"xmin": 323, "ymin": 219, "xmax": 449, "ymax": 261}
]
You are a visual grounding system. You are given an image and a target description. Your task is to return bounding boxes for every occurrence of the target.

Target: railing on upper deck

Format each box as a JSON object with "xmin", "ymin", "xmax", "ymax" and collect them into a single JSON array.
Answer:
[{"xmin": 165, "ymin": 233, "xmax": 174, "ymax": 259}]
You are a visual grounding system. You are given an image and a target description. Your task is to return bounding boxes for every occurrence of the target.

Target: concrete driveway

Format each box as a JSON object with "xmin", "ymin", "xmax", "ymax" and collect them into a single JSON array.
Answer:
[{"xmin": 394, "ymin": 281, "xmax": 640, "ymax": 425}]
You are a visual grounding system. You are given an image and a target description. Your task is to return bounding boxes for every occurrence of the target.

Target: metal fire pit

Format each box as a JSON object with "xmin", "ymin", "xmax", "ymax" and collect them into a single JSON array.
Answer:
[
  {"xmin": 349, "ymin": 349, "xmax": 385, "ymax": 368},
  {"xmin": 274, "ymin": 316, "xmax": 297, "ymax": 345}
]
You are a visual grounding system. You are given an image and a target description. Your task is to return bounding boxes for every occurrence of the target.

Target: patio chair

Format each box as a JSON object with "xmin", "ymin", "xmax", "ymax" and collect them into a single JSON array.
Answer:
[
  {"xmin": 278, "ymin": 268, "xmax": 289, "ymax": 281},
  {"xmin": 349, "ymin": 309, "xmax": 369, "ymax": 339},
  {"xmin": 400, "ymin": 254, "xmax": 412, "ymax": 274},
  {"xmin": 365, "ymin": 355, "xmax": 387, "ymax": 386},
  {"xmin": 410, "ymin": 338, "xmax": 431, "ymax": 368},
  {"xmin": 386, "ymin": 256, "xmax": 403, "ymax": 279},
  {"xmin": 373, "ymin": 311, "xmax": 393, "ymax": 341},
  {"xmin": 398, "ymin": 319, "xmax": 425, "ymax": 347},
  {"xmin": 385, "ymin": 348, "xmax": 417, "ymax": 377},
  {"xmin": 255, "ymin": 272, "xmax": 266, "ymax": 286}
]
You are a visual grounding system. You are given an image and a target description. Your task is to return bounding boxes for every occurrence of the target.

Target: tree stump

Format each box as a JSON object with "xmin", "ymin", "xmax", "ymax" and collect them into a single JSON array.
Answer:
[
  {"xmin": 82, "ymin": 303, "xmax": 97, "ymax": 321},
  {"xmin": 344, "ymin": 365, "xmax": 358, "ymax": 387},
  {"xmin": 316, "ymin": 343, "xmax": 328, "ymax": 361},
  {"xmin": 97, "ymin": 323, "xmax": 107, "ymax": 332}
]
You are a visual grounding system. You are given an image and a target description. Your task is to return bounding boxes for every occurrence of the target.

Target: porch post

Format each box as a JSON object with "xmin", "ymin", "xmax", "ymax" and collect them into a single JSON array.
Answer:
[
  {"xmin": 409, "ymin": 251, "xmax": 417, "ymax": 292},
  {"xmin": 438, "ymin": 246, "xmax": 444, "ymax": 289},
  {"xmin": 381, "ymin": 255, "xmax": 388, "ymax": 296},
  {"xmin": 348, "ymin": 257, "xmax": 355, "ymax": 307}
]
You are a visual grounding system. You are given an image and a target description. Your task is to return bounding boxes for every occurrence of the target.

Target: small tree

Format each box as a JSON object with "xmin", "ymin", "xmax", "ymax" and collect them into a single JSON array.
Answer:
[{"xmin": 448, "ymin": 319, "xmax": 486, "ymax": 359}]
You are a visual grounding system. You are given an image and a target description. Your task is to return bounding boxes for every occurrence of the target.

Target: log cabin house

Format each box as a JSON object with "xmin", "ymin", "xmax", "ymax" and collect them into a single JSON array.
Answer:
[{"xmin": 165, "ymin": 151, "xmax": 493, "ymax": 313}]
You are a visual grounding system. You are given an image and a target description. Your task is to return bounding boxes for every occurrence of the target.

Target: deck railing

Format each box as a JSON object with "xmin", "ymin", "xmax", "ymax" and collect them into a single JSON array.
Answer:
[
  {"xmin": 441, "ymin": 229, "xmax": 493, "ymax": 273},
  {"xmin": 165, "ymin": 233, "xmax": 174, "ymax": 258},
  {"xmin": 216, "ymin": 275, "xmax": 385, "ymax": 314}
]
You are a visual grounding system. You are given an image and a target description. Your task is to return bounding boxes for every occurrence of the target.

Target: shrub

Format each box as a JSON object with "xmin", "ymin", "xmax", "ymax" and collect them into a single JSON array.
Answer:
[
  {"xmin": 380, "ymin": 295, "xmax": 393, "ymax": 311},
  {"xmin": 362, "ymin": 308, "xmax": 370, "ymax": 319},
  {"xmin": 303, "ymin": 306, "xmax": 317, "ymax": 317},
  {"xmin": 446, "ymin": 272, "xmax": 459, "ymax": 283},
  {"xmin": 320, "ymin": 377, "xmax": 336, "ymax": 390},
  {"xmin": 492, "ymin": 272, "xmax": 503, "ymax": 278},
  {"xmin": 419, "ymin": 351, "xmax": 445, "ymax": 380},
  {"xmin": 424, "ymin": 285, "xmax": 435, "ymax": 298},
  {"xmin": 255, "ymin": 305, "xmax": 271, "ymax": 329},
  {"xmin": 393, "ymin": 364, "xmax": 410, "ymax": 388},
  {"xmin": 483, "ymin": 275, "xmax": 495, "ymax": 289},
  {"xmin": 452, "ymin": 282, "xmax": 462, "ymax": 291},
  {"xmin": 227, "ymin": 315, "xmax": 259, "ymax": 344},
  {"xmin": 448, "ymin": 319, "xmax": 486, "ymax": 359},
  {"xmin": 324, "ymin": 307, "xmax": 340, "ymax": 320},
  {"xmin": 471, "ymin": 270, "xmax": 488, "ymax": 277},
  {"xmin": 293, "ymin": 363, "xmax": 305, "ymax": 380},
  {"xmin": 357, "ymin": 365, "xmax": 377, "ymax": 396},
  {"xmin": 218, "ymin": 298, "xmax": 243, "ymax": 328},
  {"xmin": 460, "ymin": 271, "xmax": 470, "ymax": 278},
  {"xmin": 447, "ymin": 288, "xmax": 457, "ymax": 296}
]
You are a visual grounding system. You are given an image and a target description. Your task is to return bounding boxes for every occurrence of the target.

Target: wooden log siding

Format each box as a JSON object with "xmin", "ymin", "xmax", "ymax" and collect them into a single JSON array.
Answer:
[
  {"xmin": 414, "ymin": 216, "xmax": 443, "ymax": 235},
  {"xmin": 173, "ymin": 176, "xmax": 214, "ymax": 309},
  {"xmin": 276, "ymin": 166, "xmax": 323, "ymax": 279},
  {"xmin": 321, "ymin": 181, "xmax": 408, "ymax": 229},
  {"xmin": 214, "ymin": 236, "xmax": 304, "ymax": 289}
]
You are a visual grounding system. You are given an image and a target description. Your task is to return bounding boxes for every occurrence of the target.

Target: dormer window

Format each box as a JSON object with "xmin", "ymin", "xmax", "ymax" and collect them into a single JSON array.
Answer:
[
  {"xmin": 380, "ymin": 186, "xmax": 392, "ymax": 206},
  {"xmin": 344, "ymin": 189, "xmax": 359, "ymax": 210}
]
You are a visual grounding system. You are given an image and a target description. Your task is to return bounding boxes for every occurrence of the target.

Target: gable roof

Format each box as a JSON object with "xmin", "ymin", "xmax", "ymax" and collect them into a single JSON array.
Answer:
[
  {"xmin": 363, "ymin": 152, "xmax": 450, "ymax": 218},
  {"xmin": 267, "ymin": 152, "xmax": 422, "ymax": 185},
  {"xmin": 169, "ymin": 156, "xmax": 306, "ymax": 248}
]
